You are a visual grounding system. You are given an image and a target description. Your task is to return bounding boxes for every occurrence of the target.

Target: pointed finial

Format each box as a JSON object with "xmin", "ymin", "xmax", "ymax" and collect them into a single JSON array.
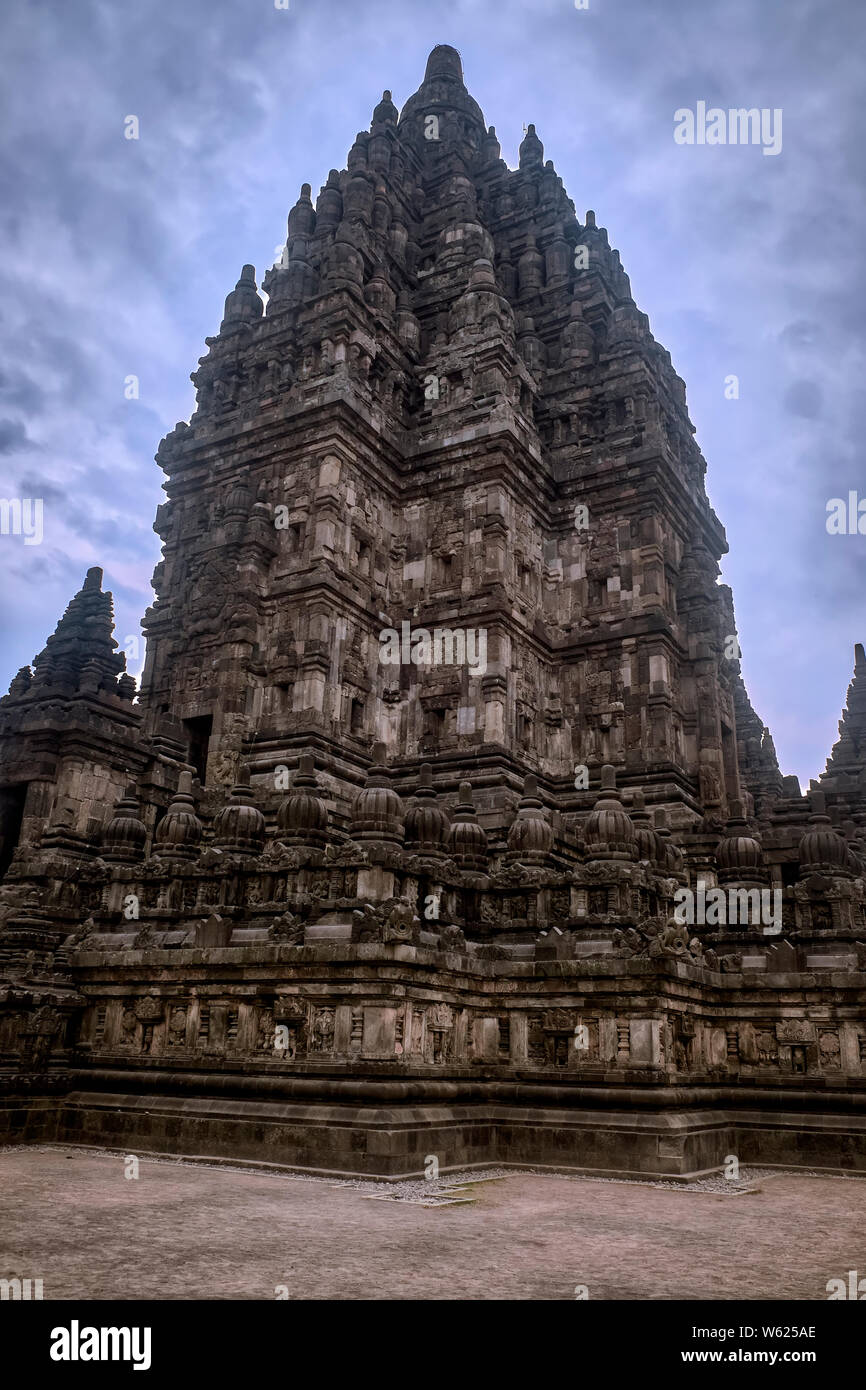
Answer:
[
  {"xmin": 222, "ymin": 265, "xmax": 262, "ymax": 327},
  {"xmin": 424, "ymin": 44, "xmax": 464, "ymax": 83},
  {"xmin": 372, "ymin": 88, "xmax": 399, "ymax": 127},
  {"xmin": 519, "ymin": 122, "xmax": 544, "ymax": 169}
]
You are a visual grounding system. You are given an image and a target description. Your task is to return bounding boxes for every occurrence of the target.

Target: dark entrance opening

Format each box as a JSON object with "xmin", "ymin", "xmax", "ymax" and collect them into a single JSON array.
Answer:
[
  {"xmin": 0, "ymin": 785, "xmax": 27, "ymax": 880},
  {"xmin": 183, "ymin": 715, "xmax": 213, "ymax": 784}
]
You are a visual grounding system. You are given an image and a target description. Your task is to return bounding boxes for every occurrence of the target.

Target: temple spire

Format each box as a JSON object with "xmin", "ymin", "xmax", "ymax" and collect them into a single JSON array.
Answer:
[
  {"xmin": 27, "ymin": 568, "xmax": 125, "ymax": 695},
  {"xmin": 822, "ymin": 643, "xmax": 866, "ymax": 785}
]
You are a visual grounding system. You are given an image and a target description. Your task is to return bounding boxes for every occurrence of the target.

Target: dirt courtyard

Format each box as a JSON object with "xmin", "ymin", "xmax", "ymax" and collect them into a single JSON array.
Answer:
[{"xmin": 1, "ymin": 1147, "xmax": 863, "ymax": 1300}]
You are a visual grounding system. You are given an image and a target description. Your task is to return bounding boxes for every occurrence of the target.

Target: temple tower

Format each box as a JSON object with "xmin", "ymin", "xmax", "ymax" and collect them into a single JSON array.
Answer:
[{"xmin": 133, "ymin": 45, "xmax": 757, "ymax": 843}]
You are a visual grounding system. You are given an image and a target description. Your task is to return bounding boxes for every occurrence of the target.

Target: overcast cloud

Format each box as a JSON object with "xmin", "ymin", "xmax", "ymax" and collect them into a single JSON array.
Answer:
[{"xmin": 0, "ymin": 0, "xmax": 863, "ymax": 785}]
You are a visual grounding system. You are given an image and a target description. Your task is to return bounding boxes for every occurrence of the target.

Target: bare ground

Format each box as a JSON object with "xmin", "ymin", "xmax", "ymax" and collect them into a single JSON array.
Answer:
[{"xmin": 1, "ymin": 1146, "xmax": 864, "ymax": 1300}]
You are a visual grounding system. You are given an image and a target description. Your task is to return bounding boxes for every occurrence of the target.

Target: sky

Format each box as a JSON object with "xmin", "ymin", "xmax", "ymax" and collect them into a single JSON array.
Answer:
[{"xmin": 0, "ymin": 0, "xmax": 863, "ymax": 787}]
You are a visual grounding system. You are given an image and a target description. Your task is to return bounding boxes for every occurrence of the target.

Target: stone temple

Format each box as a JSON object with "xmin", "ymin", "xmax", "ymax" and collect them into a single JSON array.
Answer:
[{"xmin": 1, "ymin": 45, "xmax": 865, "ymax": 1178}]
